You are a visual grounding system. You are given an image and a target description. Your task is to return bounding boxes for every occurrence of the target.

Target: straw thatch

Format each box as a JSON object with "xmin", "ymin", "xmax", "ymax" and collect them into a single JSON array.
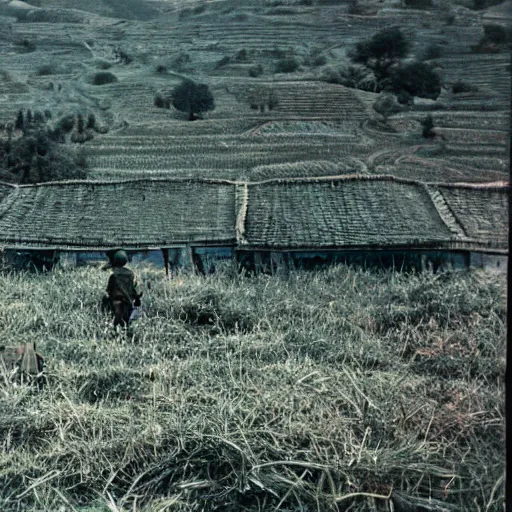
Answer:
[
  {"xmin": 0, "ymin": 179, "xmax": 237, "ymax": 249},
  {"xmin": 0, "ymin": 177, "xmax": 508, "ymax": 253}
]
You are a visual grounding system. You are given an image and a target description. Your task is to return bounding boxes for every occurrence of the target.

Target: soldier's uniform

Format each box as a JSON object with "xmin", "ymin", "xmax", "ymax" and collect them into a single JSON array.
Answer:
[{"xmin": 105, "ymin": 251, "xmax": 141, "ymax": 327}]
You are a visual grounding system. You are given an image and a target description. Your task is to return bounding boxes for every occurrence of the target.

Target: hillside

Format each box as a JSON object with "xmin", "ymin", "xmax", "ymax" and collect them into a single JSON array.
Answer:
[
  {"xmin": 0, "ymin": 0, "xmax": 509, "ymax": 184},
  {"xmin": 0, "ymin": 265, "xmax": 506, "ymax": 511}
]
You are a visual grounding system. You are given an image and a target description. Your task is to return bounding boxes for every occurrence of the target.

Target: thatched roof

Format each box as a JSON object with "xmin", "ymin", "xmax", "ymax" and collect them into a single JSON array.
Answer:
[
  {"xmin": 240, "ymin": 177, "xmax": 508, "ymax": 251},
  {"xmin": 0, "ymin": 179, "xmax": 237, "ymax": 250},
  {"xmin": 0, "ymin": 177, "xmax": 508, "ymax": 253}
]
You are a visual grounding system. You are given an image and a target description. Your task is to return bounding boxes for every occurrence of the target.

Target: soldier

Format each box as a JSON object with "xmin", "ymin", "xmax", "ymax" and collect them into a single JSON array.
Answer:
[{"xmin": 104, "ymin": 250, "xmax": 142, "ymax": 327}]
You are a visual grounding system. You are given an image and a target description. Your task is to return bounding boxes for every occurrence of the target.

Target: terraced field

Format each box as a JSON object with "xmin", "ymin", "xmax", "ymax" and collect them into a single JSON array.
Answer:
[{"xmin": 0, "ymin": 0, "xmax": 509, "ymax": 185}]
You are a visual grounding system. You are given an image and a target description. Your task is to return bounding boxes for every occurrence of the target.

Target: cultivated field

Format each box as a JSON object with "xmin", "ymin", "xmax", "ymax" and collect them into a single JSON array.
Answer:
[
  {"xmin": 0, "ymin": 265, "xmax": 506, "ymax": 511},
  {"xmin": 0, "ymin": 0, "xmax": 509, "ymax": 183}
]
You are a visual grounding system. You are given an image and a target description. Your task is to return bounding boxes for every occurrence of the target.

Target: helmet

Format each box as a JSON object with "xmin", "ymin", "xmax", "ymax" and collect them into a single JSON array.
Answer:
[{"xmin": 112, "ymin": 250, "xmax": 128, "ymax": 267}]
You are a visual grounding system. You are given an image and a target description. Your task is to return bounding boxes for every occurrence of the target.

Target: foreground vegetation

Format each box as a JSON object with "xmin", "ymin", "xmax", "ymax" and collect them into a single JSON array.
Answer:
[{"xmin": 0, "ymin": 264, "xmax": 505, "ymax": 511}]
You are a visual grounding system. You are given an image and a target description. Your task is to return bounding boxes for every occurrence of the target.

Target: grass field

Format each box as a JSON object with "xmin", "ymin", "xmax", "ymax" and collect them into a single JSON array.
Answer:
[{"xmin": 0, "ymin": 264, "xmax": 505, "ymax": 511}]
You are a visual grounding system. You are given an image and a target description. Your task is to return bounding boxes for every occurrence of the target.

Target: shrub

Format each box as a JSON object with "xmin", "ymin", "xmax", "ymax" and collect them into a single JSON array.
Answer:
[
  {"xmin": 350, "ymin": 27, "xmax": 410, "ymax": 82},
  {"xmin": 171, "ymin": 80, "xmax": 215, "ymax": 120},
  {"xmin": 154, "ymin": 93, "xmax": 171, "ymax": 109},
  {"xmin": 173, "ymin": 52, "xmax": 191, "ymax": 72},
  {"xmin": 275, "ymin": 57, "xmax": 300, "ymax": 73},
  {"xmin": 444, "ymin": 11, "xmax": 456, "ymax": 24},
  {"xmin": 373, "ymin": 93, "xmax": 401, "ymax": 121},
  {"xmin": 452, "ymin": 81, "xmax": 476, "ymax": 94},
  {"xmin": 37, "ymin": 64, "xmax": 58, "ymax": 76},
  {"xmin": 421, "ymin": 44, "xmax": 442, "ymax": 60},
  {"xmin": 86, "ymin": 114, "xmax": 96, "ymax": 129},
  {"xmin": 215, "ymin": 56, "xmax": 231, "ymax": 69},
  {"xmin": 115, "ymin": 48, "xmax": 133, "ymax": 64},
  {"xmin": 348, "ymin": 0, "xmax": 366, "ymax": 14},
  {"xmin": 193, "ymin": 4, "xmax": 207, "ymax": 14},
  {"xmin": 16, "ymin": 39, "xmax": 36, "ymax": 53},
  {"xmin": 391, "ymin": 61, "xmax": 441, "ymax": 100},
  {"xmin": 95, "ymin": 59, "xmax": 112, "ymax": 70},
  {"xmin": 312, "ymin": 54, "xmax": 327, "ymax": 66},
  {"xmin": 15, "ymin": 110, "xmax": 24, "ymax": 131},
  {"xmin": 0, "ymin": 114, "xmax": 88, "ymax": 184},
  {"xmin": 421, "ymin": 114, "xmax": 435, "ymax": 137},
  {"xmin": 57, "ymin": 114, "xmax": 76, "ymax": 133},
  {"xmin": 339, "ymin": 64, "xmax": 377, "ymax": 91},
  {"xmin": 319, "ymin": 65, "xmax": 341, "ymax": 84},
  {"xmin": 91, "ymin": 71, "xmax": 118, "ymax": 85},
  {"xmin": 248, "ymin": 64, "xmax": 264, "ymax": 77},
  {"xmin": 234, "ymin": 49, "xmax": 248, "ymax": 62},
  {"xmin": 155, "ymin": 64, "xmax": 167, "ymax": 73},
  {"xmin": 483, "ymin": 23, "xmax": 509, "ymax": 45}
]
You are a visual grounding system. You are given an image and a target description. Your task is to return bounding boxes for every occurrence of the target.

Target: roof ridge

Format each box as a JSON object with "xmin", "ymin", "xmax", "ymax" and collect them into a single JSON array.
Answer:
[
  {"xmin": 235, "ymin": 184, "xmax": 249, "ymax": 245},
  {"xmin": 10, "ymin": 175, "xmax": 509, "ymax": 190},
  {"xmin": 425, "ymin": 185, "xmax": 467, "ymax": 240}
]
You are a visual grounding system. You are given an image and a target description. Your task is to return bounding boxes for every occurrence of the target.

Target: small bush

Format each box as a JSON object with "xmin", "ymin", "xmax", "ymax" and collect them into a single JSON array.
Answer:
[
  {"xmin": 234, "ymin": 49, "xmax": 248, "ymax": 62},
  {"xmin": 422, "ymin": 44, "xmax": 442, "ymax": 60},
  {"xmin": 57, "ymin": 114, "xmax": 76, "ymax": 133},
  {"xmin": 348, "ymin": 0, "xmax": 366, "ymax": 14},
  {"xmin": 91, "ymin": 71, "xmax": 118, "ymax": 86},
  {"xmin": 483, "ymin": 24, "xmax": 509, "ymax": 45},
  {"xmin": 444, "ymin": 11, "xmax": 456, "ymax": 25},
  {"xmin": 173, "ymin": 52, "xmax": 191, "ymax": 72},
  {"xmin": 452, "ymin": 81, "xmax": 476, "ymax": 94},
  {"xmin": 16, "ymin": 39, "xmax": 36, "ymax": 53},
  {"xmin": 312, "ymin": 54, "xmax": 327, "ymax": 66},
  {"xmin": 115, "ymin": 48, "xmax": 133, "ymax": 64},
  {"xmin": 154, "ymin": 93, "xmax": 171, "ymax": 109},
  {"xmin": 275, "ymin": 57, "xmax": 300, "ymax": 73},
  {"xmin": 320, "ymin": 65, "xmax": 341, "ymax": 84},
  {"xmin": 248, "ymin": 64, "xmax": 264, "ymax": 77},
  {"xmin": 215, "ymin": 56, "xmax": 231, "ymax": 69},
  {"xmin": 86, "ymin": 114, "xmax": 96, "ymax": 130},
  {"xmin": 391, "ymin": 61, "xmax": 441, "ymax": 100},
  {"xmin": 94, "ymin": 59, "xmax": 112, "ymax": 70},
  {"xmin": 193, "ymin": 4, "xmax": 207, "ymax": 14},
  {"xmin": 155, "ymin": 64, "xmax": 167, "ymax": 73},
  {"xmin": 36, "ymin": 64, "xmax": 57, "ymax": 76},
  {"xmin": 421, "ymin": 114, "xmax": 435, "ymax": 138}
]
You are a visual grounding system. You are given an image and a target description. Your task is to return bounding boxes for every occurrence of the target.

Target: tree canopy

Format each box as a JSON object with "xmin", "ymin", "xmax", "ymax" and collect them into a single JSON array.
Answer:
[
  {"xmin": 390, "ymin": 61, "xmax": 442, "ymax": 100},
  {"xmin": 0, "ymin": 111, "xmax": 88, "ymax": 184},
  {"xmin": 171, "ymin": 80, "xmax": 215, "ymax": 120},
  {"xmin": 350, "ymin": 26, "xmax": 410, "ymax": 80}
]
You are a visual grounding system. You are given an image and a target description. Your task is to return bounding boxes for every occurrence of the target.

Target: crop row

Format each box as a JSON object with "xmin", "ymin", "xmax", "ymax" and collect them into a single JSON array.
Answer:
[
  {"xmin": 88, "ymin": 144, "xmax": 370, "ymax": 171},
  {"xmin": 86, "ymin": 135, "xmax": 362, "ymax": 155}
]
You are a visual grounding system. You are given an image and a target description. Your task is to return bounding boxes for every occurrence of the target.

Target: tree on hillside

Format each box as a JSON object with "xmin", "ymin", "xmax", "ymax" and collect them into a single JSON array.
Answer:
[
  {"xmin": 373, "ymin": 92, "xmax": 402, "ymax": 122},
  {"xmin": 247, "ymin": 85, "xmax": 279, "ymax": 112},
  {"xmin": 171, "ymin": 80, "xmax": 215, "ymax": 120},
  {"xmin": 349, "ymin": 26, "xmax": 410, "ymax": 83},
  {"xmin": 0, "ymin": 112, "xmax": 88, "ymax": 184},
  {"xmin": 390, "ymin": 61, "xmax": 442, "ymax": 100}
]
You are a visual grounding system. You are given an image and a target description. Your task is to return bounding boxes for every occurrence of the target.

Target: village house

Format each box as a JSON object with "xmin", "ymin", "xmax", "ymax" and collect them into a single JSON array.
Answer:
[{"xmin": 0, "ymin": 176, "xmax": 508, "ymax": 273}]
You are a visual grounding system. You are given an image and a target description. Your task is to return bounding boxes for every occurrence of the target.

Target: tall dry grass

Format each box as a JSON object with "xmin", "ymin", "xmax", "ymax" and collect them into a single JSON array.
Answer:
[{"xmin": 0, "ymin": 264, "xmax": 505, "ymax": 511}]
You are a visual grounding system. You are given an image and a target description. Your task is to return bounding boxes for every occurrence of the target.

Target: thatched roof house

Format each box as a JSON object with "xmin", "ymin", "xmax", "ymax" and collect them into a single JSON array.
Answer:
[
  {"xmin": 0, "ymin": 178, "xmax": 237, "ymax": 250},
  {"xmin": 0, "ymin": 176, "xmax": 508, "ymax": 270},
  {"xmin": 238, "ymin": 177, "xmax": 508, "ymax": 252}
]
